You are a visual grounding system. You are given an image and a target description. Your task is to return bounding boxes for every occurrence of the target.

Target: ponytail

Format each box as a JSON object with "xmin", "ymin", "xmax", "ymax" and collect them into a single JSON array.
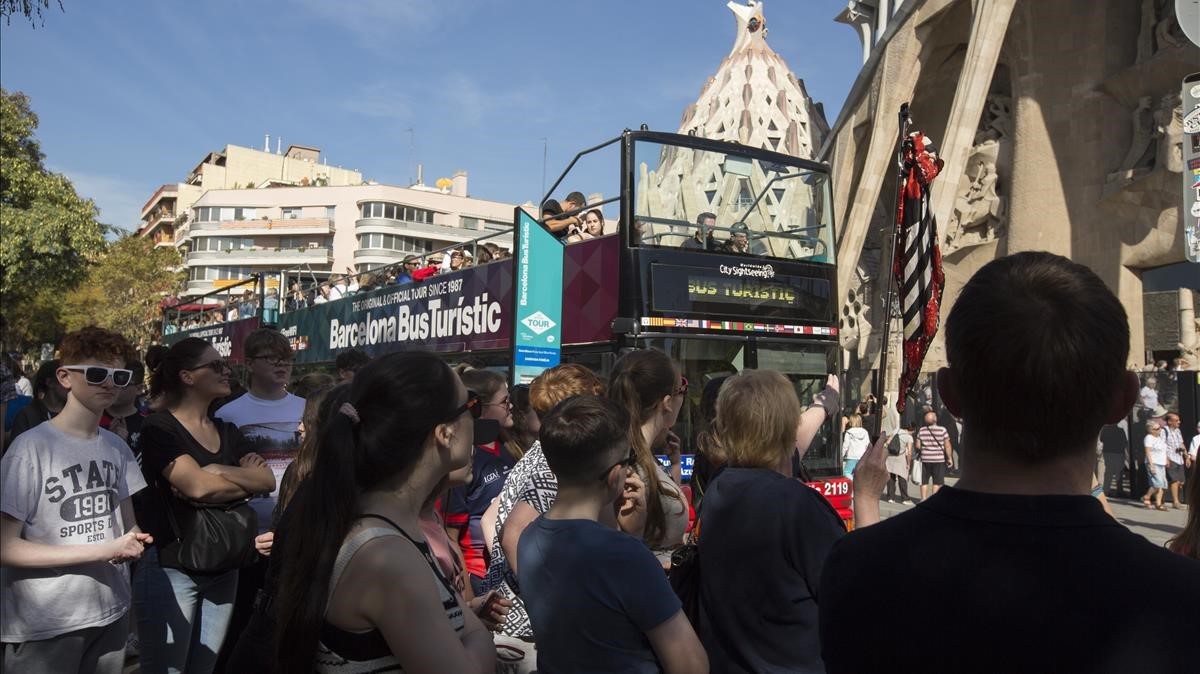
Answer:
[
  {"xmin": 607, "ymin": 349, "xmax": 686, "ymax": 548},
  {"xmin": 272, "ymin": 351, "xmax": 460, "ymax": 672},
  {"xmin": 273, "ymin": 406, "xmax": 360, "ymax": 672}
]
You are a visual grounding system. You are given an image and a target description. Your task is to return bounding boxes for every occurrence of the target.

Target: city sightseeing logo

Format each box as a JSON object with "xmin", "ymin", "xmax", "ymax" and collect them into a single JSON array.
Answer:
[{"xmin": 718, "ymin": 263, "xmax": 776, "ymax": 279}]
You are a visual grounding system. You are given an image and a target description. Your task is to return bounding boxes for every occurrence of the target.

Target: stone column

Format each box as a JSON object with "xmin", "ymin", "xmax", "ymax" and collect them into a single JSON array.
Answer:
[{"xmin": 928, "ymin": 0, "xmax": 1018, "ymax": 240}]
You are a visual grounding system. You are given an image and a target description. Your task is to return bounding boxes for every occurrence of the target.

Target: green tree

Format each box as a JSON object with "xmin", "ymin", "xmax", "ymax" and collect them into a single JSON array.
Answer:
[
  {"xmin": 61, "ymin": 236, "xmax": 184, "ymax": 349},
  {"xmin": 1, "ymin": 1, "xmax": 63, "ymax": 27},
  {"xmin": 1, "ymin": 88, "xmax": 109, "ymax": 348}
]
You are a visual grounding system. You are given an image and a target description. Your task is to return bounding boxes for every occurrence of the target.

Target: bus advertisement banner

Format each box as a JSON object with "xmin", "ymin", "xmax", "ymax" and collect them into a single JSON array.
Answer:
[
  {"xmin": 162, "ymin": 317, "xmax": 262, "ymax": 363},
  {"xmin": 512, "ymin": 208, "xmax": 564, "ymax": 385},
  {"xmin": 278, "ymin": 263, "xmax": 513, "ymax": 363}
]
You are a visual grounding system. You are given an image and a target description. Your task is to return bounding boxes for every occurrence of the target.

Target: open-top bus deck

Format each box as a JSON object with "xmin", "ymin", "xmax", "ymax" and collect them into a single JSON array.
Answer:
[{"xmin": 163, "ymin": 129, "xmax": 854, "ymax": 522}]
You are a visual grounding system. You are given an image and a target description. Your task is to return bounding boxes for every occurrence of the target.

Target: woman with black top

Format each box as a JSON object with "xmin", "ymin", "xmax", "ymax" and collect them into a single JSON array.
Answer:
[
  {"xmin": 133, "ymin": 338, "xmax": 276, "ymax": 674},
  {"xmin": 697, "ymin": 369, "xmax": 845, "ymax": 673},
  {"xmin": 272, "ymin": 351, "xmax": 496, "ymax": 673}
]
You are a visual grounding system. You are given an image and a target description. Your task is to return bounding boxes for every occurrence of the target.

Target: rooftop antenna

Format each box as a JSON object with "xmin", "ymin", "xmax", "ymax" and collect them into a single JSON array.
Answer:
[{"xmin": 405, "ymin": 128, "xmax": 415, "ymax": 185}]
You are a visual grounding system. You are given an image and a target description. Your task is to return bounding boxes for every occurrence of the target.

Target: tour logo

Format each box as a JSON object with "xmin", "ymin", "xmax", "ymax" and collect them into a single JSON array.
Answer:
[{"xmin": 521, "ymin": 311, "xmax": 556, "ymax": 335}]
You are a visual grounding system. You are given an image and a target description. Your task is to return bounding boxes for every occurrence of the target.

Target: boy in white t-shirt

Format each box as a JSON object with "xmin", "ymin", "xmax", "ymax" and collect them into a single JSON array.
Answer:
[
  {"xmin": 0, "ymin": 327, "xmax": 151, "ymax": 673},
  {"xmin": 215, "ymin": 329, "xmax": 304, "ymax": 532}
]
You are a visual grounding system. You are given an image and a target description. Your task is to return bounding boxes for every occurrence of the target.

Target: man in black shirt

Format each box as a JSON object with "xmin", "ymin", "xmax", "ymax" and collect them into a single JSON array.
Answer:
[
  {"xmin": 819, "ymin": 252, "xmax": 1200, "ymax": 673},
  {"xmin": 680, "ymin": 212, "xmax": 718, "ymax": 251}
]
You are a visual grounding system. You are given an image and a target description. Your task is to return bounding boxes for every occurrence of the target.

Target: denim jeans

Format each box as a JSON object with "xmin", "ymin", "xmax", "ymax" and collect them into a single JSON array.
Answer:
[{"xmin": 132, "ymin": 546, "xmax": 238, "ymax": 674}]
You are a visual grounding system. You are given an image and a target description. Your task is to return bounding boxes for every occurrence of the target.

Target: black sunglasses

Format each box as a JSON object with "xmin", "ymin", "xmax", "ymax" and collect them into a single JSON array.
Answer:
[
  {"xmin": 446, "ymin": 390, "xmax": 483, "ymax": 421},
  {"xmin": 598, "ymin": 446, "xmax": 638, "ymax": 481},
  {"xmin": 62, "ymin": 365, "xmax": 133, "ymax": 388},
  {"xmin": 189, "ymin": 359, "xmax": 232, "ymax": 375}
]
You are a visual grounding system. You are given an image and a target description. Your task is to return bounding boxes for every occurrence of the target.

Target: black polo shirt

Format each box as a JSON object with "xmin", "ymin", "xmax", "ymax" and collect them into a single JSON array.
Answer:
[{"xmin": 820, "ymin": 486, "xmax": 1200, "ymax": 673}]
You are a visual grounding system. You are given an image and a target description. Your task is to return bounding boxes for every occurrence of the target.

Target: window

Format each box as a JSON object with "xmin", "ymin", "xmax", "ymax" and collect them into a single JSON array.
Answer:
[
  {"xmin": 356, "ymin": 233, "xmax": 432, "ymax": 252},
  {"xmin": 194, "ymin": 237, "xmax": 254, "ymax": 252},
  {"xmin": 325, "ymin": 206, "xmax": 336, "ymax": 219},
  {"xmin": 233, "ymin": 207, "xmax": 256, "ymax": 221},
  {"xmin": 359, "ymin": 202, "xmax": 435, "ymax": 224},
  {"xmin": 282, "ymin": 207, "xmax": 302, "ymax": 219},
  {"xmin": 461, "ymin": 217, "xmax": 479, "ymax": 230},
  {"xmin": 194, "ymin": 206, "xmax": 221, "ymax": 222}
]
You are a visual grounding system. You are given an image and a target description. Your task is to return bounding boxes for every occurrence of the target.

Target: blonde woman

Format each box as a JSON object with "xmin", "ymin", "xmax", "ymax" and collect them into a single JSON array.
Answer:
[
  {"xmin": 841, "ymin": 413, "xmax": 871, "ymax": 478},
  {"xmin": 697, "ymin": 369, "xmax": 847, "ymax": 672},
  {"xmin": 1142, "ymin": 419, "xmax": 1169, "ymax": 510}
]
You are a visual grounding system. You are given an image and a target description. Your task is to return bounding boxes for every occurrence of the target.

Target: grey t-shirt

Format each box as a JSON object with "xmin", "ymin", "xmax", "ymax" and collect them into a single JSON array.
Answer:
[{"xmin": 0, "ymin": 422, "xmax": 147, "ymax": 641}]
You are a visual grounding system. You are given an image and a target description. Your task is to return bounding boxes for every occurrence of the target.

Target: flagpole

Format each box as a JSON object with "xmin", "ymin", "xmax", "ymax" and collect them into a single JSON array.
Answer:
[{"xmin": 872, "ymin": 103, "xmax": 912, "ymax": 440}]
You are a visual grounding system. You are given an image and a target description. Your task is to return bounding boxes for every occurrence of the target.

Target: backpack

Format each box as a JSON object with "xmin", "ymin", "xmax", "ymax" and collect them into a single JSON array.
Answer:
[{"xmin": 887, "ymin": 433, "xmax": 904, "ymax": 456}]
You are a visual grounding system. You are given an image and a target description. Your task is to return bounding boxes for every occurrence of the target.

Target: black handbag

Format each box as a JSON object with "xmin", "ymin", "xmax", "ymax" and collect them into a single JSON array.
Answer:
[
  {"xmin": 159, "ymin": 492, "xmax": 259, "ymax": 573},
  {"xmin": 668, "ymin": 516, "xmax": 702, "ymax": 625}
]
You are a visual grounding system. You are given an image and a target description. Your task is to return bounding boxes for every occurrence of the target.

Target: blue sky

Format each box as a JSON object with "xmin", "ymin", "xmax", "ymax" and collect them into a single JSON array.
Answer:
[{"xmin": 0, "ymin": 0, "xmax": 862, "ymax": 230}]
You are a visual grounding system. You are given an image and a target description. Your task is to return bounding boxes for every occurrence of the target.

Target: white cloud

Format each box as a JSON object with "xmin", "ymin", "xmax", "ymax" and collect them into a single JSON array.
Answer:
[
  {"xmin": 442, "ymin": 72, "xmax": 540, "ymax": 127},
  {"xmin": 57, "ymin": 168, "xmax": 151, "ymax": 232},
  {"xmin": 292, "ymin": 0, "xmax": 438, "ymax": 53}
]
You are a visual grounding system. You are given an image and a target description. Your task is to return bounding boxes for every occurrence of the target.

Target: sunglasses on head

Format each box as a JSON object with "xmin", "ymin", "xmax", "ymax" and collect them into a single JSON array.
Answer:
[
  {"xmin": 62, "ymin": 365, "xmax": 133, "ymax": 387},
  {"xmin": 447, "ymin": 390, "xmax": 483, "ymax": 421},
  {"xmin": 599, "ymin": 446, "xmax": 638, "ymax": 480}
]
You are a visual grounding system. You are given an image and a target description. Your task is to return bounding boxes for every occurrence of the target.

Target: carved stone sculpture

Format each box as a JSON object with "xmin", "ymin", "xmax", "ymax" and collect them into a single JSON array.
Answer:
[
  {"xmin": 1154, "ymin": 91, "xmax": 1182, "ymax": 173},
  {"xmin": 1116, "ymin": 96, "xmax": 1157, "ymax": 174}
]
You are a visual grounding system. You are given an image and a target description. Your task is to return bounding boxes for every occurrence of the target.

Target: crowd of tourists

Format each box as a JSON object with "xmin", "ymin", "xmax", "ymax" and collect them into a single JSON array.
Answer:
[{"xmin": 3, "ymin": 251, "xmax": 1200, "ymax": 673}]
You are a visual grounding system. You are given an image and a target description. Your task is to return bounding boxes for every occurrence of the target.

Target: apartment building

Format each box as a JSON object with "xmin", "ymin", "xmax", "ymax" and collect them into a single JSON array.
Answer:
[
  {"xmin": 180, "ymin": 177, "xmax": 514, "ymax": 295},
  {"xmin": 137, "ymin": 139, "xmax": 363, "ymax": 249}
]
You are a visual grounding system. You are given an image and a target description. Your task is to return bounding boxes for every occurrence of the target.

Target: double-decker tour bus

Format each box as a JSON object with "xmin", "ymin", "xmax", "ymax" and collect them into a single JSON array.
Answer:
[{"xmin": 163, "ymin": 129, "xmax": 852, "ymax": 522}]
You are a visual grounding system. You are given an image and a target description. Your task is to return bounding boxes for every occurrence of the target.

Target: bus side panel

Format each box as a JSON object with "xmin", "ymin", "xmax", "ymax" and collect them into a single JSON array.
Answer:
[
  {"xmin": 281, "ymin": 261, "xmax": 513, "ymax": 364},
  {"xmin": 562, "ymin": 234, "xmax": 620, "ymax": 345}
]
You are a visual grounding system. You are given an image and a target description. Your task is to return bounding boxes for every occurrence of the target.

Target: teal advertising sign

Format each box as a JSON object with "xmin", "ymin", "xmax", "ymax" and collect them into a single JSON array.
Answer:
[{"xmin": 512, "ymin": 207, "xmax": 564, "ymax": 385}]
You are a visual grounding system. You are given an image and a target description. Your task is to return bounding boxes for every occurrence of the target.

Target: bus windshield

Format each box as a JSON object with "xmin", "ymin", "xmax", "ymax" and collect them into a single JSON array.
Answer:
[{"xmin": 632, "ymin": 140, "xmax": 833, "ymax": 263}]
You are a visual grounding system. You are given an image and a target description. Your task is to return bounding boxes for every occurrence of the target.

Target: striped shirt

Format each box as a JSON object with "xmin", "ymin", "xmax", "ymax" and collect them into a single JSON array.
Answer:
[{"xmin": 917, "ymin": 425, "xmax": 950, "ymax": 463}]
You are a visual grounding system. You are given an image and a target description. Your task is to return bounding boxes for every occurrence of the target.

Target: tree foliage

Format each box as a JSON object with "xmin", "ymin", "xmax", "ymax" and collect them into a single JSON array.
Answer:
[
  {"xmin": 61, "ymin": 236, "xmax": 184, "ymax": 349},
  {"xmin": 1, "ymin": 0, "xmax": 63, "ymax": 27},
  {"xmin": 1, "ymin": 88, "xmax": 109, "ymax": 348}
]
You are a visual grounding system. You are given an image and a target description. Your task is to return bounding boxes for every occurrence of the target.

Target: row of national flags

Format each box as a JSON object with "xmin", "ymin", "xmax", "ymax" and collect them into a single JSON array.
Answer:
[{"xmin": 640, "ymin": 316, "xmax": 837, "ymax": 336}]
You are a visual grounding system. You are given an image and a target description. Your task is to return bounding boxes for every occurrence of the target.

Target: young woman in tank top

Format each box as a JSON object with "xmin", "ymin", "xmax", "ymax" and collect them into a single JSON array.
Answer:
[{"xmin": 271, "ymin": 352, "xmax": 496, "ymax": 673}]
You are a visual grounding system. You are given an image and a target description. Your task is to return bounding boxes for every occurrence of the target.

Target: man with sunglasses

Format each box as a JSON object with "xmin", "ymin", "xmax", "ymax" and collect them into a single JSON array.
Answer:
[
  {"xmin": 516, "ymin": 395, "xmax": 707, "ymax": 674},
  {"xmin": 1, "ymin": 327, "xmax": 152, "ymax": 674}
]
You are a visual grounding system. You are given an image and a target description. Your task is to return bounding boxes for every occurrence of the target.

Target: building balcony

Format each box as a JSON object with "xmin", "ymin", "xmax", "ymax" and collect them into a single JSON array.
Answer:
[
  {"xmin": 190, "ymin": 217, "xmax": 334, "ymax": 237},
  {"xmin": 140, "ymin": 211, "xmax": 177, "ymax": 238},
  {"xmin": 185, "ymin": 247, "xmax": 332, "ymax": 266},
  {"xmin": 141, "ymin": 184, "xmax": 179, "ymax": 220},
  {"xmin": 355, "ymin": 217, "xmax": 472, "ymax": 241},
  {"xmin": 353, "ymin": 248, "xmax": 413, "ymax": 266}
]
